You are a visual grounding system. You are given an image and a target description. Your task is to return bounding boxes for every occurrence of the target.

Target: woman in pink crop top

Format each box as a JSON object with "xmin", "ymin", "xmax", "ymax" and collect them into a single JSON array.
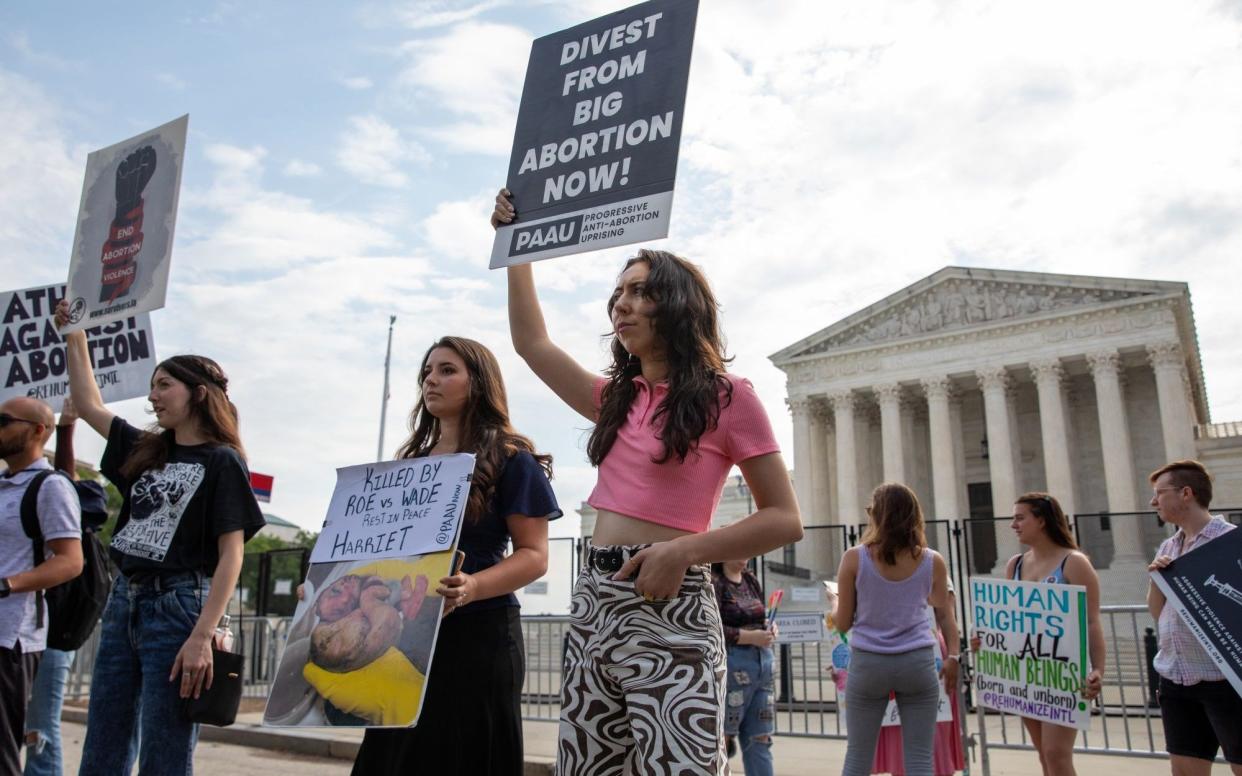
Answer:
[{"xmin": 493, "ymin": 189, "xmax": 803, "ymax": 776}]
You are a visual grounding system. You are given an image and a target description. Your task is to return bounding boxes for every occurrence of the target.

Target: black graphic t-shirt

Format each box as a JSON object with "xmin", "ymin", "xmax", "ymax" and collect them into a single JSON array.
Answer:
[{"xmin": 101, "ymin": 417, "xmax": 266, "ymax": 576}]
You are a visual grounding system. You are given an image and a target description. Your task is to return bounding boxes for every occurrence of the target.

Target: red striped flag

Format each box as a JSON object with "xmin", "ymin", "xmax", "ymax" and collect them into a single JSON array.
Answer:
[{"xmin": 250, "ymin": 472, "xmax": 274, "ymax": 503}]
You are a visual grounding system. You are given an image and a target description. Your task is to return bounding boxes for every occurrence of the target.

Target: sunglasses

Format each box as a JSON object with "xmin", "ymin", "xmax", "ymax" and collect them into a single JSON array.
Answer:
[{"xmin": 0, "ymin": 413, "xmax": 39, "ymax": 429}]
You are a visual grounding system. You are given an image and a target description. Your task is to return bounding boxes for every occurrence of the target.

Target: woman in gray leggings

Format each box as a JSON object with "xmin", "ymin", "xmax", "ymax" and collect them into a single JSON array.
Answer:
[{"xmin": 826, "ymin": 483, "xmax": 959, "ymax": 776}]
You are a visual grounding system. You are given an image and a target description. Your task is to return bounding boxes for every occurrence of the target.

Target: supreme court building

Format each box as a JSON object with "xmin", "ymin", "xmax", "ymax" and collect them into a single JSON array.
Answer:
[
  {"xmin": 575, "ymin": 266, "xmax": 1242, "ymax": 604},
  {"xmin": 767, "ymin": 266, "xmax": 1242, "ymax": 601}
]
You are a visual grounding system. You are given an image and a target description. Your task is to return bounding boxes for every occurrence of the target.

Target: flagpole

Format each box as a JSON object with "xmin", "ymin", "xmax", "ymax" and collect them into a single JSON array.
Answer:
[{"xmin": 377, "ymin": 314, "xmax": 396, "ymax": 461}]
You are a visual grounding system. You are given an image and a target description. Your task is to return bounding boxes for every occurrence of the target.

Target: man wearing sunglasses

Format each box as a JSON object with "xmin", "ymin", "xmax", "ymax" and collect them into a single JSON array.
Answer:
[{"xmin": 0, "ymin": 398, "xmax": 83, "ymax": 776}]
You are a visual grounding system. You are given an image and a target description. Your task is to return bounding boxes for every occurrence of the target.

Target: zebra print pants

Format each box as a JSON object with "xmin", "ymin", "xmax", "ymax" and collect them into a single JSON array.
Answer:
[{"xmin": 557, "ymin": 547, "xmax": 727, "ymax": 776}]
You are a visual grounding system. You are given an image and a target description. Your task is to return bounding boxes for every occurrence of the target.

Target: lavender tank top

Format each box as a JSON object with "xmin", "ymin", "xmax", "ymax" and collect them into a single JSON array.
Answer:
[{"xmin": 849, "ymin": 547, "xmax": 936, "ymax": 654}]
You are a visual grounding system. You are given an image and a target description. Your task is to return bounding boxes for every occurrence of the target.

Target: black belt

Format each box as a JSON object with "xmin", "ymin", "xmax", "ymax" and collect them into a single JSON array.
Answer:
[{"xmin": 587, "ymin": 546, "xmax": 639, "ymax": 574}]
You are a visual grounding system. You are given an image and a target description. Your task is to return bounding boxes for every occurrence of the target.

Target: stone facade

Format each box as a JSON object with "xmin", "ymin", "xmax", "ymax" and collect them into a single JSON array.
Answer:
[
  {"xmin": 575, "ymin": 267, "xmax": 1242, "ymax": 604},
  {"xmin": 770, "ymin": 267, "xmax": 1242, "ymax": 602}
]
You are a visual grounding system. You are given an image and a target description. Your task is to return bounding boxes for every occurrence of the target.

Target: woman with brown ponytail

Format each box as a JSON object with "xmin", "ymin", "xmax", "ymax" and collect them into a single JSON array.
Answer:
[
  {"xmin": 56, "ymin": 300, "xmax": 265, "ymax": 776},
  {"xmin": 972, "ymin": 492, "xmax": 1105, "ymax": 776}
]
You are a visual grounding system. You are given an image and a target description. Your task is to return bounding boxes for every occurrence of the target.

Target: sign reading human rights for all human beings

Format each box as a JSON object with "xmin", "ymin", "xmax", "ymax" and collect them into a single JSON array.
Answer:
[
  {"xmin": 310, "ymin": 454, "xmax": 476, "ymax": 564},
  {"xmin": 1151, "ymin": 526, "xmax": 1242, "ymax": 697},
  {"xmin": 969, "ymin": 577, "xmax": 1091, "ymax": 730},
  {"xmin": 62, "ymin": 115, "xmax": 188, "ymax": 333},
  {"xmin": 1, "ymin": 283, "xmax": 156, "ymax": 413},
  {"xmin": 490, "ymin": 0, "xmax": 699, "ymax": 268}
]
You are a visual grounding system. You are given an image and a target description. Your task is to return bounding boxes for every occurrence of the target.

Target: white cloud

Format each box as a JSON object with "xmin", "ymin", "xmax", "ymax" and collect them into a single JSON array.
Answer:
[
  {"xmin": 155, "ymin": 72, "xmax": 187, "ymax": 90},
  {"xmin": 282, "ymin": 158, "xmax": 322, "ymax": 177},
  {"xmin": 336, "ymin": 114, "xmax": 429, "ymax": 187},
  {"xmin": 176, "ymin": 143, "xmax": 400, "ymax": 274},
  {"xmin": 396, "ymin": 21, "xmax": 532, "ymax": 153},
  {"xmin": 339, "ymin": 75, "xmax": 374, "ymax": 90},
  {"xmin": 393, "ymin": 0, "xmax": 508, "ymax": 30},
  {"xmin": 0, "ymin": 68, "xmax": 83, "ymax": 281}
]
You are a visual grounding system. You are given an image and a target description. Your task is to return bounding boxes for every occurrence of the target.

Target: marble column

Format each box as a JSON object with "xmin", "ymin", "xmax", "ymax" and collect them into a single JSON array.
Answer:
[
  {"xmin": 1087, "ymin": 350, "xmax": 1139, "ymax": 514},
  {"xmin": 1147, "ymin": 342, "xmax": 1198, "ymax": 462},
  {"xmin": 949, "ymin": 390, "xmax": 969, "ymax": 517},
  {"xmin": 977, "ymin": 366, "xmax": 1018, "ymax": 513},
  {"xmin": 788, "ymin": 397, "xmax": 815, "ymax": 529},
  {"xmin": 1030, "ymin": 358, "xmax": 1076, "ymax": 516},
  {"xmin": 1087, "ymin": 349, "xmax": 1146, "ymax": 599},
  {"xmin": 809, "ymin": 403, "xmax": 831, "ymax": 526},
  {"xmin": 876, "ymin": 383, "xmax": 906, "ymax": 483},
  {"xmin": 922, "ymin": 376, "xmax": 962, "ymax": 520},
  {"xmin": 829, "ymin": 390, "xmax": 861, "ymax": 525}
]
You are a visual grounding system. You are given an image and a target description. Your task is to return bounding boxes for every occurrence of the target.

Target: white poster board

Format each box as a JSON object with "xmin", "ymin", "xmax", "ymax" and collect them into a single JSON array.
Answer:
[
  {"xmin": 63, "ymin": 115, "xmax": 188, "ymax": 332},
  {"xmin": 773, "ymin": 612, "xmax": 827, "ymax": 643},
  {"xmin": 2, "ymin": 283, "xmax": 155, "ymax": 412},
  {"xmin": 310, "ymin": 454, "xmax": 476, "ymax": 564},
  {"xmin": 969, "ymin": 576, "xmax": 1091, "ymax": 730}
]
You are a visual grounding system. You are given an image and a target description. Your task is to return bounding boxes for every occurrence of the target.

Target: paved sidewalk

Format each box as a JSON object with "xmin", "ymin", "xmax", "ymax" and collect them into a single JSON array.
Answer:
[{"xmin": 62, "ymin": 708, "xmax": 1236, "ymax": 775}]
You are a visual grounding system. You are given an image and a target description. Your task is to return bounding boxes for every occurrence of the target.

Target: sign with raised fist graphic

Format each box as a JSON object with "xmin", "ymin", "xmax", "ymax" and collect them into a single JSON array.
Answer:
[{"xmin": 63, "ymin": 115, "xmax": 188, "ymax": 332}]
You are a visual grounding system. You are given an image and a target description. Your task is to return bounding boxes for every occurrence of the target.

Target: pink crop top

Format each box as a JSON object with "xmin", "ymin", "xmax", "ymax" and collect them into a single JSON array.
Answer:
[{"xmin": 586, "ymin": 373, "xmax": 781, "ymax": 533}]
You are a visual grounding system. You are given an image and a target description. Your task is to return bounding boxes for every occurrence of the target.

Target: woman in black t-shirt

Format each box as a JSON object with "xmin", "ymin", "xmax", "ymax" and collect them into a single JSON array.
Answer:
[
  {"xmin": 57, "ymin": 301, "xmax": 265, "ymax": 775},
  {"xmin": 350, "ymin": 336, "xmax": 560, "ymax": 776}
]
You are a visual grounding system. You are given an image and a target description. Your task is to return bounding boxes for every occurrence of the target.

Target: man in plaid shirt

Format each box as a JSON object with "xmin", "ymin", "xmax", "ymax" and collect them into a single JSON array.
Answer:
[{"xmin": 1146, "ymin": 460, "xmax": 1241, "ymax": 775}]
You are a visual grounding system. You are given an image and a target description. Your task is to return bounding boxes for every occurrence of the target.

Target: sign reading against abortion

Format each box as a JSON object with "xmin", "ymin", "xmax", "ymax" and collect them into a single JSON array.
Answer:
[
  {"xmin": 2, "ymin": 283, "xmax": 155, "ymax": 412},
  {"xmin": 969, "ymin": 577, "xmax": 1091, "ymax": 730},
  {"xmin": 310, "ymin": 454, "xmax": 476, "ymax": 565},
  {"xmin": 1151, "ymin": 525, "xmax": 1242, "ymax": 697},
  {"xmin": 490, "ymin": 0, "xmax": 699, "ymax": 268},
  {"xmin": 62, "ymin": 115, "xmax": 188, "ymax": 333}
]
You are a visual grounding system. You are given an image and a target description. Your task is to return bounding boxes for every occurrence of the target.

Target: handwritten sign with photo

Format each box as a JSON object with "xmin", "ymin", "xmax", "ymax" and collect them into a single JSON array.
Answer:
[{"xmin": 310, "ymin": 454, "xmax": 476, "ymax": 565}]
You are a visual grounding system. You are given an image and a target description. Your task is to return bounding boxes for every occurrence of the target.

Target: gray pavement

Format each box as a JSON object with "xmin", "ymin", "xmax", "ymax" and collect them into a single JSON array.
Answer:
[{"xmin": 53, "ymin": 708, "xmax": 1239, "ymax": 775}]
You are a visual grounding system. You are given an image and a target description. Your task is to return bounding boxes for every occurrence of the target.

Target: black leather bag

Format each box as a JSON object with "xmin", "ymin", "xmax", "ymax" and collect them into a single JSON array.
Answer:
[{"xmin": 181, "ymin": 638, "xmax": 244, "ymax": 727}]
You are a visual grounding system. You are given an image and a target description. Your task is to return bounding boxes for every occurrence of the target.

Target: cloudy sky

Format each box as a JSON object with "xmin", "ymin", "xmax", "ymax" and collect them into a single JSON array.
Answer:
[{"xmin": 4, "ymin": 0, "xmax": 1241, "ymax": 539}]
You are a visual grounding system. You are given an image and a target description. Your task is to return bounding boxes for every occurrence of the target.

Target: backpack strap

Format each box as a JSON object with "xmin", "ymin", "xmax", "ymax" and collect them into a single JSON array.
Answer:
[{"xmin": 19, "ymin": 469, "xmax": 62, "ymax": 629}]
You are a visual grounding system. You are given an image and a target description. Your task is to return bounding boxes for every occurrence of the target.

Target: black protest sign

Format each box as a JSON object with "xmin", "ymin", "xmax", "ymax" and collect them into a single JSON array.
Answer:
[
  {"xmin": 490, "ymin": 0, "xmax": 699, "ymax": 268},
  {"xmin": 1, "ymin": 283, "xmax": 156, "ymax": 412},
  {"xmin": 1151, "ymin": 525, "xmax": 1242, "ymax": 697}
]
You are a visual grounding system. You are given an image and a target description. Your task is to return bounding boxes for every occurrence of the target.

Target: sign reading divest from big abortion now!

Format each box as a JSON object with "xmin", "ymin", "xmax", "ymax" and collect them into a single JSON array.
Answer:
[
  {"xmin": 969, "ymin": 577, "xmax": 1091, "ymax": 730},
  {"xmin": 490, "ymin": 0, "xmax": 699, "ymax": 268},
  {"xmin": 1, "ymin": 283, "xmax": 156, "ymax": 412},
  {"xmin": 62, "ymin": 115, "xmax": 188, "ymax": 333},
  {"xmin": 310, "ymin": 454, "xmax": 476, "ymax": 564}
]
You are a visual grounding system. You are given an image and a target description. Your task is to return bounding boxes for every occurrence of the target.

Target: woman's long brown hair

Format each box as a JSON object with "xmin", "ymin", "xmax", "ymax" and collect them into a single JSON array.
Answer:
[
  {"xmin": 1016, "ymin": 492, "xmax": 1077, "ymax": 549},
  {"xmin": 120, "ymin": 355, "xmax": 245, "ymax": 481},
  {"xmin": 862, "ymin": 483, "xmax": 927, "ymax": 565},
  {"xmin": 587, "ymin": 250, "xmax": 733, "ymax": 466},
  {"xmin": 395, "ymin": 336, "xmax": 552, "ymax": 523}
]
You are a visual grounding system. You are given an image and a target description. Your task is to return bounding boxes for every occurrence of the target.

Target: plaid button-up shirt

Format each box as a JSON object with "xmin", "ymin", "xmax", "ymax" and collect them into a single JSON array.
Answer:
[{"xmin": 1152, "ymin": 515, "xmax": 1236, "ymax": 685}]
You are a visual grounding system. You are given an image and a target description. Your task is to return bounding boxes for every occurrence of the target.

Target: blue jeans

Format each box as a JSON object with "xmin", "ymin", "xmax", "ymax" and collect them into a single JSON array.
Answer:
[
  {"xmin": 24, "ymin": 647, "xmax": 74, "ymax": 776},
  {"xmin": 724, "ymin": 644, "xmax": 775, "ymax": 776},
  {"xmin": 78, "ymin": 573, "xmax": 208, "ymax": 776}
]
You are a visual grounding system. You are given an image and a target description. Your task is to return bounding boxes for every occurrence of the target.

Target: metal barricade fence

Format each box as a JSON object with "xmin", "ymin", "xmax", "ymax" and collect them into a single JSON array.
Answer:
[{"xmin": 60, "ymin": 514, "xmax": 1238, "ymax": 769}]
